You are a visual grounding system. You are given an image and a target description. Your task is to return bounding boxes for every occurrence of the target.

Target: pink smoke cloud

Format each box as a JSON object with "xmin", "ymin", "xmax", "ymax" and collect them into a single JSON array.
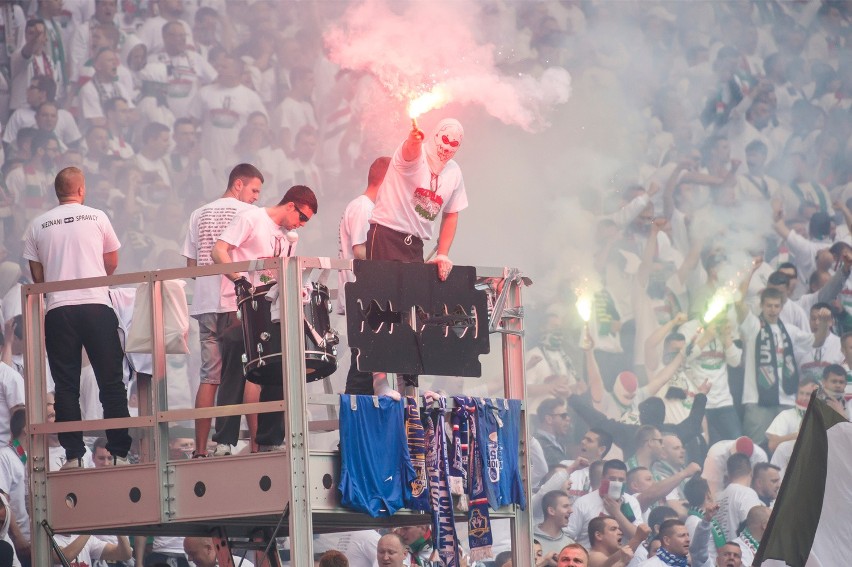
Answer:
[{"xmin": 324, "ymin": 0, "xmax": 571, "ymax": 132}]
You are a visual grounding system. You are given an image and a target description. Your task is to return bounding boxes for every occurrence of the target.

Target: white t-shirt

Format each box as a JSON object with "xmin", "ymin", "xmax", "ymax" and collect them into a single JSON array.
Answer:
[
  {"xmin": 52, "ymin": 534, "xmax": 108, "ymax": 566},
  {"xmin": 183, "ymin": 197, "xmax": 257, "ymax": 316},
  {"xmin": 217, "ymin": 207, "xmax": 295, "ymax": 286},
  {"xmin": 188, "ymin": 83, "xmax": 267, "ymax": 176},
  {"xmin": 136, "ymin": 17, "xmax": 195, "ymax": 56},
  {"xmin": 337, "ymin": 194, "xmax": 374, "ymax": 315},
  {"xmin": 566, "ymin": 490, "xmax": 643, "ymax": 548},
  {"xmin": 0, "ymin": 363, "xmax": 24, "ymax": 444},
  {"xmin": 315, "ymin": 530, "xmax": 380, "ymax": 567},
  {"xmin": 770, "ymin": 440, "xmax": 795, "ymax": 479},
  {"xmin": 370, "ymin": 142, "xmax": 467, "ymax": 240},
  {"xmin": 765, "ymin": 407, "xmax": 804, "ymax": 438},
  {"xmin": 148, "ymin": 50, "xmax": 217, "ymax": 118},
  {"xmin": 716, "ymin": 483, "xmax": 761, "ymax": 541},
  {"xmin": 78, "ymin": 77, "xmax": 136, "ymax": 120},
  {"xmin": 2, "ymin": 107, "xmax": 82, "ymax": 146},
  {"xmin": 22, "ymin": 203, "xmax": 121, "ymax": 312},
  {"xmin": 682, "ymin": 320, "xmax": 741, "ymax": 409},
  {"xmin": 0, "ymin": 445, "xmax": 28, "ymax": 539},
  {"xmin": 798, "ymin": 333, "xmax": 844, "ymax": 384}
]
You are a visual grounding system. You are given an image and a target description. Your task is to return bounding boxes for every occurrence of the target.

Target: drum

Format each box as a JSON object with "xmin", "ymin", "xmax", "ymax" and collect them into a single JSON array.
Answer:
[
  {"xmin": 302, "ymin": 282, "xmax": 339, "ymax": 380},
  {"xmin": 237, "ymin": 282, "xmax": 339, "ymax": 384}
]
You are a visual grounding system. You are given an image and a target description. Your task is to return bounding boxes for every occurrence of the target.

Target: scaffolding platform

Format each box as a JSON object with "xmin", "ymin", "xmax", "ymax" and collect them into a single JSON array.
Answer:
[{"xmin": 24, "ymin": 257, "xmax": 533, "ymax": 566}]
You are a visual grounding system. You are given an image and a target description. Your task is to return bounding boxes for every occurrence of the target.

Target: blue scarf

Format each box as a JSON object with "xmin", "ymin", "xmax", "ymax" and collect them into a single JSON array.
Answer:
[
  {"xmin": 424, "ymin": 397, "xmax": 459, "ymax": 567},
  {"xmin": 455, "ymin": 396, "xmax": 493, "ymax": 561},
  {"xmin": 405, "ymin": 396, "xmax": 430, "ymax": 511},
  {"xmin": 656, "ymin": 547, "xmax": 689, "ymax": 567}
]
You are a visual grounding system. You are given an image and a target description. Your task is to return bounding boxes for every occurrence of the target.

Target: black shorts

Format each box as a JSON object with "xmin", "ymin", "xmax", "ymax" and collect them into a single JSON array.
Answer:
[{"xmin": 366, "ymin": 223, "xmax": 424, "ymax": 263}]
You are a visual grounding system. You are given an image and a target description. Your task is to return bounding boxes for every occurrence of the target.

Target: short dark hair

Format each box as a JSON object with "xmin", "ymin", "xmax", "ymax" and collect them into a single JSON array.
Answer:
[
  {"xmin": 760, "ymin": 287, "xmax": 784, "ymax": 304},
  {"xmin": 10, "ymin": 408, "xmax": 25, "ymax": 439},
  {"xmin": 752, "ymin": 462, "xmax": 780, "ymax": 480},
  {"xmin": 559, "ymin": 543, "xmax": 589, "ymax": 561},
  {"xmin": 767, "ymin": 271, "xmax": 791, "ymax": 286},
  {"xmin": 658, "ymin": 519, "xmax": 685, "ymax": 540},
  {"xmin": 280, "ymin": 185, "xmax": 317, "ymax": 214},
  {"xmin": 537, "ymin": 397, "xmax": 566, "ymax": 419},
  {"xmin": 173, "ymin": 117, "xmax": 196, "ymax": 130},
  {"xmin": 29, "ymin": 75, "xmax": 57, "ymax": 102},
  {"xmin": 367, "ymin": 156, "xmax": 391, "ymax": 187},
  {"xmin": 726, "ymin": 452, "xmax": 752, "ymax": 479},
  {"xmin": 227, "ymin": 163, "xmax": 264, "ymax": 189},
  {"xmin": 289, "ymin": 65, "xmax": 313, "ymax": 86},
  {"xmin": 777, "ymin": 262, "xmax": 797, "ymax": 276},
  {"xmin": 92, "ymin": 437, "xmax": 109, "ymax": 452},
  {"xmin": 648, "ymin": 506, "xmax": 678, "ymax": 534},
  {"xmin": 627, "ymin": 466, "xmax": 649, "ymax": 489},
  {"xmin": 317, "ymin": 550, "xmax": 348, "ymax": 567},
  {"xmin": 25, "ymin": 18, "xmax": 45, "ymax": 32},
  {"xmin": 823, "ymin": 363, "xmax": 846, "ymax": 380},
  {"xmin": 683, "ymin": 475, "xmax": 710, "ymax": 509},
  {"xmin": 541, "ymin": 489, "xmax": 569, "ymax": 518},
  {"xmin": 634, "ymin": 425, "xmax": 659, "ymax": 448},
  {"xmin": 31, "ymin": 129, "xmax": 57, "ymax": 154},
  {"xmin": 745, "ymin": 139, "xmax": 768, "ymax": 155},
  {"xmin": 588, "ymin": 515, "xmax": 615, "ymax": 546},
  {"xmin": 602, "ymin": 459, "xmax": 627, "ymax": 476}
]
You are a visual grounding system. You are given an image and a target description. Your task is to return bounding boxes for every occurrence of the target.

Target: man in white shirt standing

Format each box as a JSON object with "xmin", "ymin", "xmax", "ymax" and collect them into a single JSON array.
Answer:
[
  {"xmin": 212, "ymin": 185, "xmax": 317, "ymax": 451},
  {"xmin": 715, "ymin": 454, "xmax": 762, "ymax": 542},
  {"xmin": 22, "ymin": 167, "xmax": 131, "ymax": 468},
  {"xmin": 182, "ymin": 163, "xmax": 262, "ymax": 457},
  {"xmin": 356, "ymin": 119, "xmax": 467, "ymax": 398}
]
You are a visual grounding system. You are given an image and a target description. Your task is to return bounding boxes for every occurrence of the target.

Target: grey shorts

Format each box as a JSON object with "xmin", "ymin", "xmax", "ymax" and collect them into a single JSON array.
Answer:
[{"xmin": 197, "ymin": 311, "xmax": 242, "ymax": 385}]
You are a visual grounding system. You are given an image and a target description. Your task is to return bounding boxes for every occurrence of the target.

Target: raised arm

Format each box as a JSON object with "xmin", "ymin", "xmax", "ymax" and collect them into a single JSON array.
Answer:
[
  {"xmin": 634, "ymin": 462, "xmax": 702, "ymax": 510},
  {"xmin": 644, "ymin": 312, "xmax": 688, "ymax": 373},
  {"xmin": 401, "ymin": 125, "xmax": 424, "ymax": 162},
  {"xmin": 736, "ymin": 257, "xmax": 763, "ymax": 323}
]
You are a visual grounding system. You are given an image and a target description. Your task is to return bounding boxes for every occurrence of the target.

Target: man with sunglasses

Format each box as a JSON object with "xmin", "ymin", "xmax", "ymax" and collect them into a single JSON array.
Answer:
[
  {"xmin": 357, "ymin": 118, "xmax": 468, "ymax": 398},
  {"xmin": 535, "ymin": 397, "xmax": 573, "ymax": 468},
  {"xmin": 212, "ymin": 183, "xmax": 317, "ymax": 452}
]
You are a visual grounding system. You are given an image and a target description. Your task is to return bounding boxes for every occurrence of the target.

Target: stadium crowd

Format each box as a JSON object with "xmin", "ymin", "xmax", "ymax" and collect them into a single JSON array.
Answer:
[{"xmin": 0, "ymin": 0, "xmax": 849, "ymax": 566}]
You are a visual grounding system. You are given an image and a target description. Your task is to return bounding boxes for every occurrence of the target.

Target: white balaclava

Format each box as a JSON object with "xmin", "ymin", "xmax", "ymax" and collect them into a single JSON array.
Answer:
[{"xmin": 424, "ymin": 118, "xmax": 464, "ymax": 175}]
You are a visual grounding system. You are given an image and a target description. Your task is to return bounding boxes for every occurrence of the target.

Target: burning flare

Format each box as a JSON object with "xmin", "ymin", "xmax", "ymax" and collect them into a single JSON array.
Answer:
[
  {"xmin": 703, "ymin": 288, "xmax": 733, "ymax": 323},
  {"xmin": 576, "ymin": 295, "xmax": 592, "ymax": 323},
  {"xmin": 408, "ymin": 85, "xmax": 449, "ymax": 119}
]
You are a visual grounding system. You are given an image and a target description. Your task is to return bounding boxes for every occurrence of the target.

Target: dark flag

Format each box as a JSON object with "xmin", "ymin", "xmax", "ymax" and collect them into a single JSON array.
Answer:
[{"xmin": 754, "ymin": 394, "xmax": 851, "ymax": 566}]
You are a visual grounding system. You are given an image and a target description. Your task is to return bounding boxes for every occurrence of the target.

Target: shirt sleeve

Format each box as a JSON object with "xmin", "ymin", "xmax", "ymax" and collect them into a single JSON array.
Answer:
[
  {"xmin": 441, "ymin": 167, "xmax": 468, "ymax": 215},
  {"xmin": 1, "ymin": 366, "xmax": 24, "ymax": 409},
  {"xmin": 79, "ymin": 83, "xmax": 104, "ymax": 119},
  {"xmin": 101, "ymin": 215, "xmax": 121, "ymax": 253},
  {"xmin": 217, "ymin": 211, "xmax": 251, "ymax": 247}
]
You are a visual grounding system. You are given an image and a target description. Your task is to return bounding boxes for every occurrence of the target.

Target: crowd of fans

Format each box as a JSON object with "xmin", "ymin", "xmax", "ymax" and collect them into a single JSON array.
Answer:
[{"xmin": 0, "ymin": 0, "xmax": 849, "ymax": 566}]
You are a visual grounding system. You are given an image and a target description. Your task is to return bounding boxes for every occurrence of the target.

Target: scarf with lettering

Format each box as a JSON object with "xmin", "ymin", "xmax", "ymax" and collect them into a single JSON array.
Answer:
[
  {"xmin": 449, "ymin": 397, "xmax": 471, "ymax": 502},
  {"xmin": 405, "ymin": 397, "xmax": 430, "ymax": 512},
  {"xmin": 464, "ymin": 398, "xmax": 492, "ymax": 562},
  {"xmin": 475, "ymin": 398, "xmax": 526, "ymax": 510},
  {"xmin": 740, "ymin": 527, "xmax": 759, "ymax": 555},
  {"xmin": 655, "ymin": 546, "xmax": 689, "ymax": 567},
  {"xmin": 755, "ymin": 316, "xmax": 798, "ymax": 406},
  {"xmin": 424, "ymin": 397, "xmax": 459, "ymax": 567}
]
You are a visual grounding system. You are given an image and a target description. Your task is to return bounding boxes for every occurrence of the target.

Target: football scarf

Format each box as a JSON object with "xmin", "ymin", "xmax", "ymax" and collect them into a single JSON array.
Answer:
[
  {"xmin": 465, "ymin": 399, "xmax": 492, "ymax": 562},
  {"xmin": 688, "ymin": 507, "xmax": 727, "ymax": 549},
  {"xmin": 755, "ymin": 316, "xmax": 798, "ymax": 406},
  {"xmin": 424, "ymin": 397, "xmax": 459, "ymax": 567},
  {"xmin": 405, "ymin": 396, "xmax": 430, "ymax": 511},
  {"xmin": 656, "ymin": 546, "xmax": 689, "ymax": 567}
]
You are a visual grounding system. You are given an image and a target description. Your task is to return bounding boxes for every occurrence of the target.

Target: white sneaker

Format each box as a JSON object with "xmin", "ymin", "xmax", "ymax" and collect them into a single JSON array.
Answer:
[
  {"xmin": 212, "ymin": 443, "xmax": 232, "ymax": 457},
  {"xmin": 257, "ymin": 444, "xmax": 286, "ymax": 453},
  {"xmin": 113, "ymin": 455, "xmax": 130, "ymax": 466}
]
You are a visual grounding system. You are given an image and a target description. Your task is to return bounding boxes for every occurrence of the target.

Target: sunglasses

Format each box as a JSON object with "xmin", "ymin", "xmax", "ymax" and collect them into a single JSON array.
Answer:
[{"xmin": 295, "ymin": 205, "xmax": 309, "ymax": 223}]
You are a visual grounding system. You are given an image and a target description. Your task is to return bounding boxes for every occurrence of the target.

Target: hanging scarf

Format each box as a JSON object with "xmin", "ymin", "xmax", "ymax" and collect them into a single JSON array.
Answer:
[
  {"xmin": 740, "ymin": 527, "xmax": 759, "ymax": 555},
  {"xmin": 407, "ymin": 528, "xmax": 433, "ymax": 567},
  {"xmin": 405, "ymin": 396, "xmax": 430, "ymax": 512},
  {"xmin": 423, "ymin": 397, "xmax": 459, "ymax": 567},
  {"xmin": 10, "ymin": 439, "xmax": 25, "ymax": 465},
  {"xmin": 656, "ymin": 546, "xmax": 689, "ymax": 567},
  {"xmin": 688, "ymin": 507, "xmax": 726, "ymax": 549},
  {"xmin": 449, "ymin": 398, "xmax": 470, "ymax": 500},
  {"xmin": 755, "ymin": 316, "xmax": 798, "ymax": 406},
  {"xmin": 46, "ymin": 18, "xmax": 66, "ymax": 86},
  {"xmin": 465, "ymin": 399, "xmax": 492, "ymax": 562},
  {"xmin": 475, "ymin": 398, "xmax": 527, "ymax": 510}
]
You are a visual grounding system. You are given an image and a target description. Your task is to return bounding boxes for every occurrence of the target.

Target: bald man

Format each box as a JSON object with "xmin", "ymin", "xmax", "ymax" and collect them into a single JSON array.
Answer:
[
  {"xmin": 183, "ymin": 537, "xmax": 255, "ymax": 567},
  {"xmin": 23, "ymin": 166, "xmax": 131, "ymax": 469},
  {"xmin": 376, "ymin": 532, "xmax": 406, "ymax": 567}
]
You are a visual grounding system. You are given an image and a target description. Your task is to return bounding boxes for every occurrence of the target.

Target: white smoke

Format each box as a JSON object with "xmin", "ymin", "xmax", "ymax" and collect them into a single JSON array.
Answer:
[{"xmin": 324, "ymin": 0, "xmax": 571, "ymax": 132}]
